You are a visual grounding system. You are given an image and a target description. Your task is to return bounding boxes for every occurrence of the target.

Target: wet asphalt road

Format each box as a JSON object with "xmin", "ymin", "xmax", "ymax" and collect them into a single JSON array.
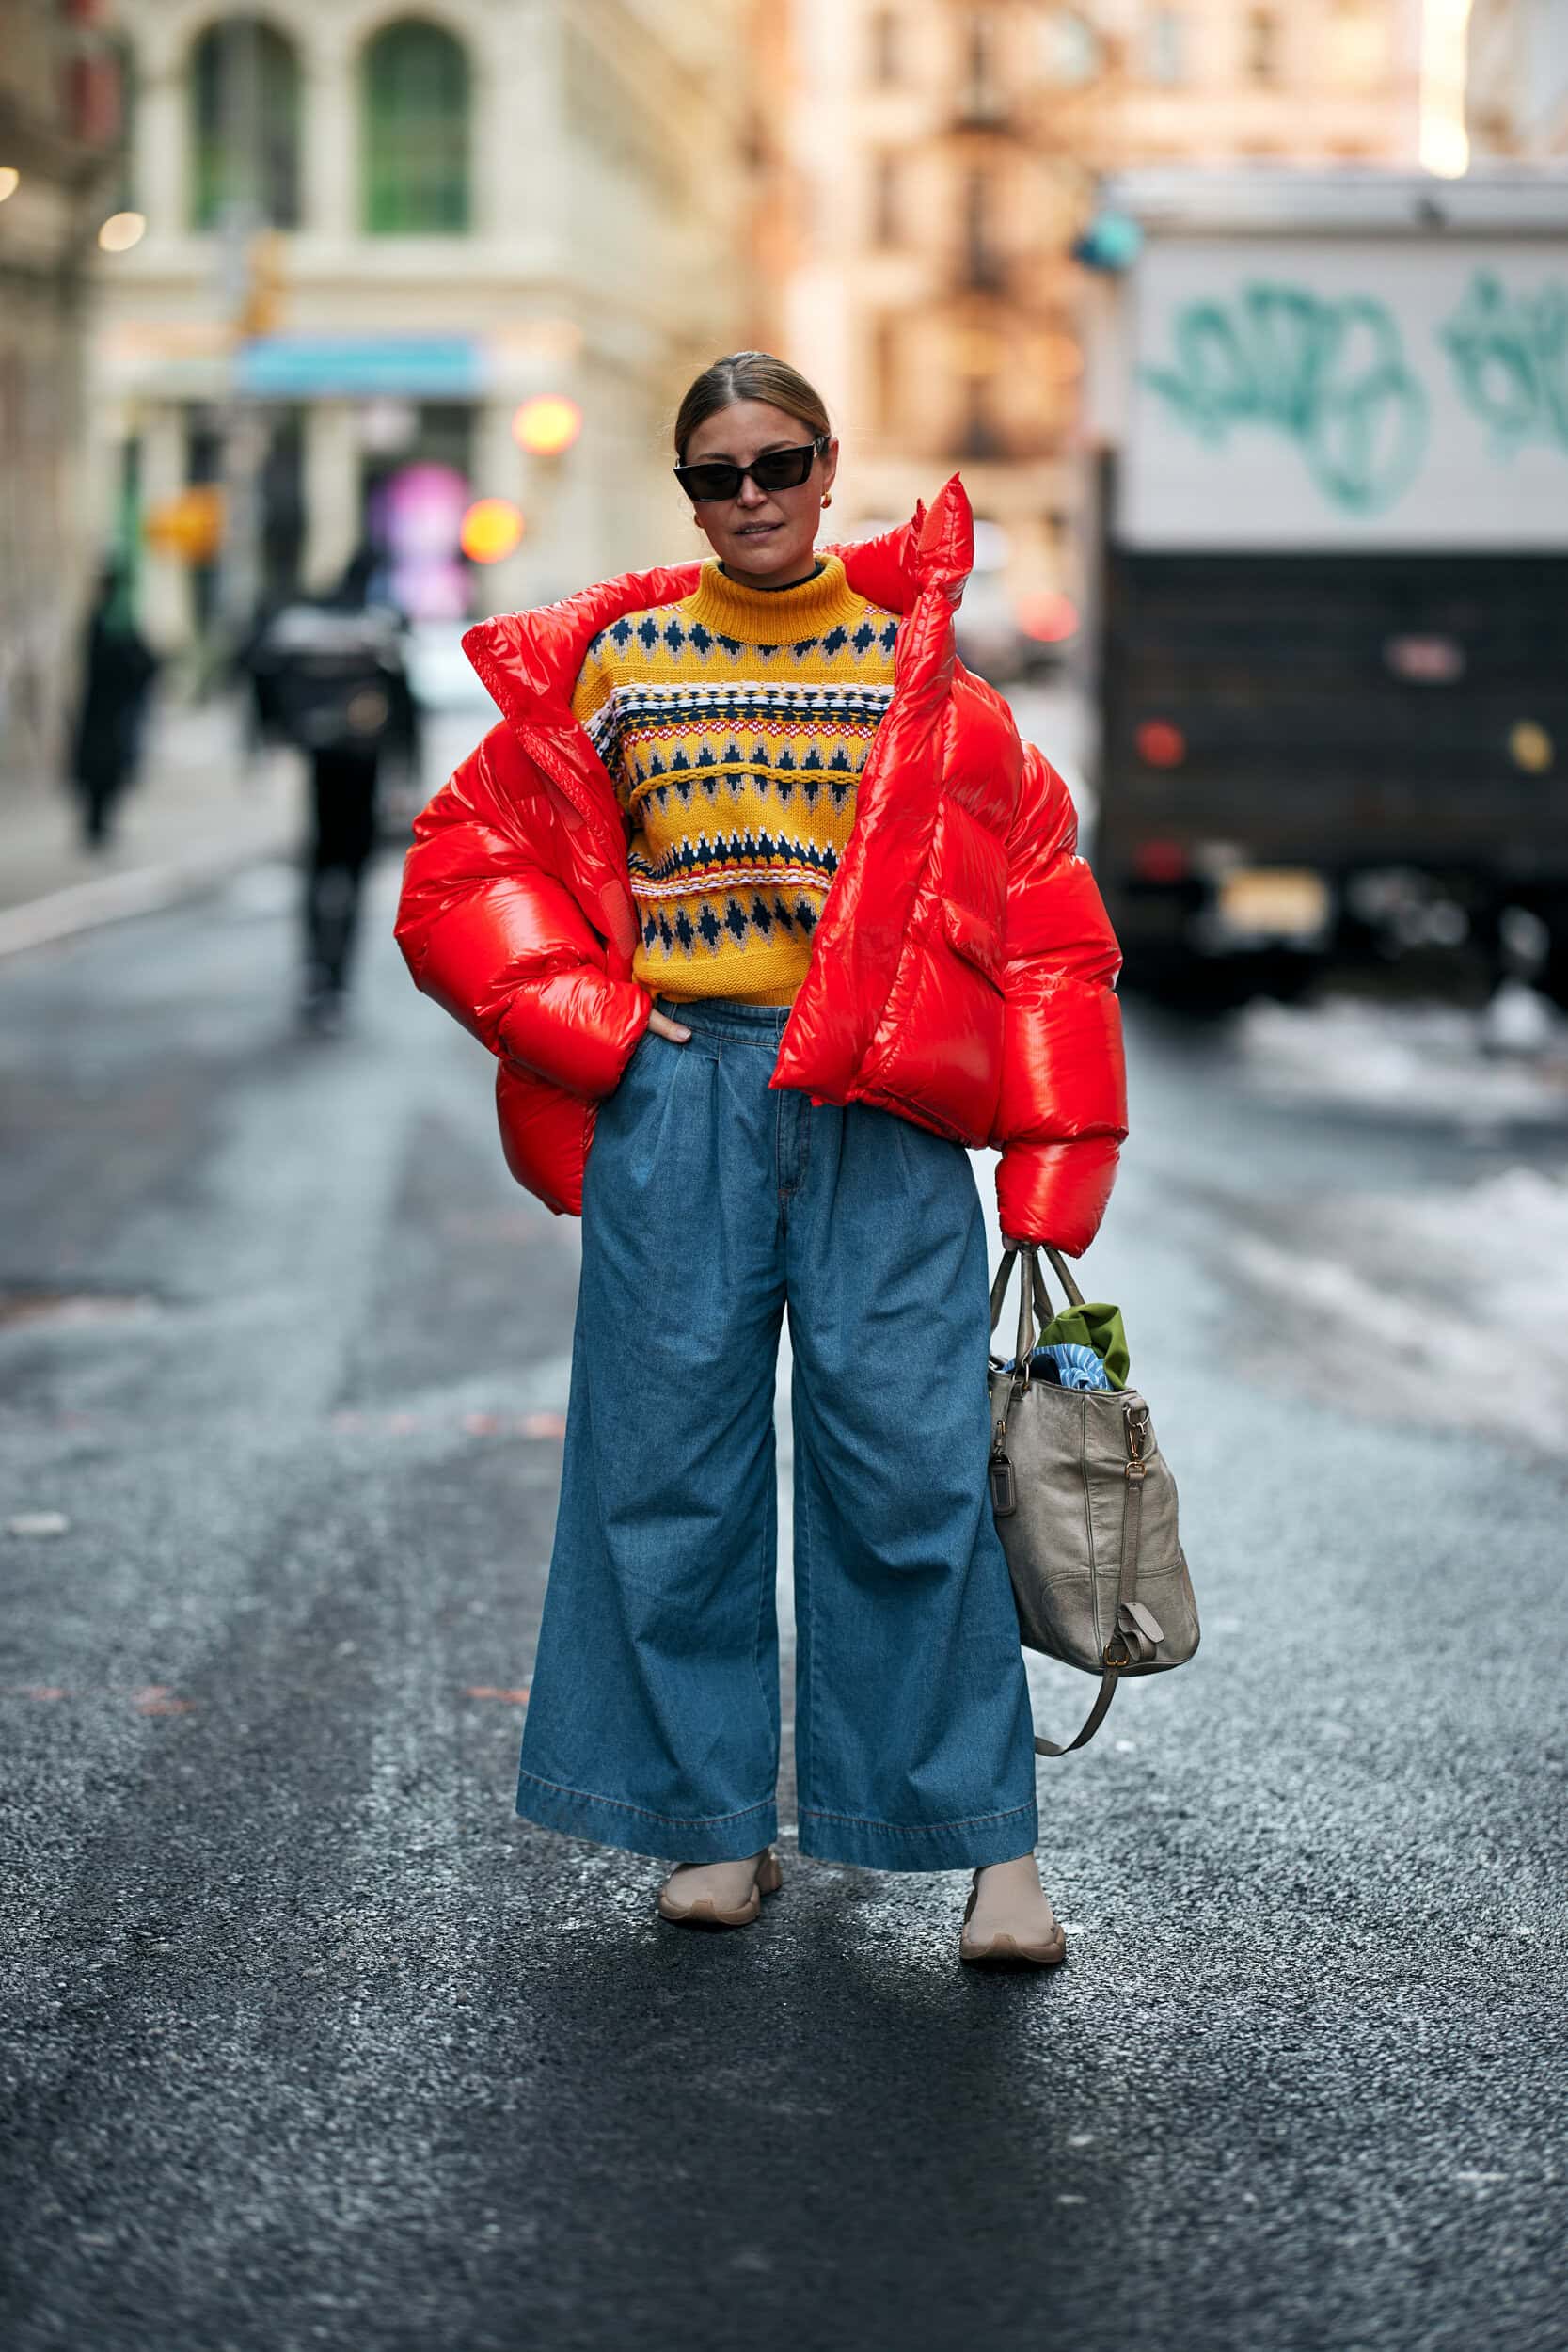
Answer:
[{"xmin": 3, "ymin": 855, "xmax": 1566, "ymax": 2352}]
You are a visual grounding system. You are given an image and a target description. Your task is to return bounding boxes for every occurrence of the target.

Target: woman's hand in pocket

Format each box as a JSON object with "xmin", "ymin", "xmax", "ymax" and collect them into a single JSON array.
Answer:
[{"xmin": 647, "ymin": 1007, "xmax": 692, "ymax": 1044}]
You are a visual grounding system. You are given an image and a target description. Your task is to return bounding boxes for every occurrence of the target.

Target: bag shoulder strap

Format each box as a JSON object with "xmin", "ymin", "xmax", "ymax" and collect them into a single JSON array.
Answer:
[{"xmin": 1034, "ymin": 1665, "xmax": 1119, "ymax": 1757}]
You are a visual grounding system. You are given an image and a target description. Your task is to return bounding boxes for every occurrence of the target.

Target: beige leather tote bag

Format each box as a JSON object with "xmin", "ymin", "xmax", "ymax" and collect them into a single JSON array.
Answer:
[{"xmin": 987, "ymin": 1245, "xmax": 1199, "ymax": 1756}]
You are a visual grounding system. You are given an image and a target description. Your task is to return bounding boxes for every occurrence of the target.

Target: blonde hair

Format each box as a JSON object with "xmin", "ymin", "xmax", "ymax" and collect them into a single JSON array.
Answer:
[{"xmin": 673, "ymin": 352, "xmax": 832, "ymax": 461}]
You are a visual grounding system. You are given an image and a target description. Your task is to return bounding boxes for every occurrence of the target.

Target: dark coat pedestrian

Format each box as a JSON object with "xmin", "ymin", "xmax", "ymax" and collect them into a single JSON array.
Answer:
[
  {"xmin": 243, "ymin": 548, "xmax": 420, "ymax": 1027},
  {"xmin": 68, "ymin": 565, "xmax": 159, "ymax": 848}
]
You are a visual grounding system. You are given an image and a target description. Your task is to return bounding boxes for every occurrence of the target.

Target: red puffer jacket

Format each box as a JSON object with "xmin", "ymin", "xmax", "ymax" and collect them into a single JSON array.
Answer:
[{"xmin": 395, "ymin": 477, "xmax": 1127, "ymax": 1253}]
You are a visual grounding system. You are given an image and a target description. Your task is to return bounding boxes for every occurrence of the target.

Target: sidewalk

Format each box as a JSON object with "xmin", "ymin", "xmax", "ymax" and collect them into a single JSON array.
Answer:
[{"xmin": 0, "ymin": 696, "xmax": 302, "ymax": 958}]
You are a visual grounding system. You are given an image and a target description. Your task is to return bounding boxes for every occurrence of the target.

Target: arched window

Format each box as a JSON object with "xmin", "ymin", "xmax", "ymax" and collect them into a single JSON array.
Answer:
[
  {"xmin": 362, "ymin": 19, "xmax": 471, "ymax": 233},
  {"xmin": 872, "ymin": 151, "xmax": 903, "ymax": 246},
  {"xmin": 963, "ymin": 167, "xmax": 1002, "ymax": 290},
  {"xmin": 189, "ymin": 17, "xmax": 301, "ymax": 230},
  {"xmin": 1147, "ymin": 8, "xmax": 1186, "ymax": 86},
  {"xmin": 1244, "ymin": 7, "xmax": 1281, "ymax": 85},
  {"xmin": 869, "ymin": 7, "xmax": 903, "ymax": 86},
  {"xmin": 1328, "ymin": 0, "xmax": 1387, "ymax": 89},
  {"xmin": 1041, "ymin": 9, "xmax": 1099, "ymax": 87}
]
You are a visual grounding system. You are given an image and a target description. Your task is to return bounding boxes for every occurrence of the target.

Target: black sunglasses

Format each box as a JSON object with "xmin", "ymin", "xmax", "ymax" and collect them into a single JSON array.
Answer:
[{"xmin": 673, "ymin": 436, "xmax": 830, "ymax": 505}]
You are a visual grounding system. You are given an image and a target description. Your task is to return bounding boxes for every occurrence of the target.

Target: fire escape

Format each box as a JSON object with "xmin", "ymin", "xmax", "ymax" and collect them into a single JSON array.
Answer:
[
  {"xmin": 932, "ymin": 2, "xmax": 1122, "ymax": 467},
  {"xmin": 942, "ymin": 3, "xmax": 1020, "ymax": 462}
]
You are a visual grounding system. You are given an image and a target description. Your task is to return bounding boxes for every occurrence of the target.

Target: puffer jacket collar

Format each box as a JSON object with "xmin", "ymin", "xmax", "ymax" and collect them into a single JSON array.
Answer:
[
  {"xmin": 460, "ymin": 479, "xmax": 975, "ymax": 962},
  {"xmin": 463, "ymin": 474, "xmax": 973, "ymax": 726}
]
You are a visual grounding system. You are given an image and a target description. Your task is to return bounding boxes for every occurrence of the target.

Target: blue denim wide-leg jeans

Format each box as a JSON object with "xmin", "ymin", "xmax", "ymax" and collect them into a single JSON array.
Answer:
[{"xmin": 515, "ymin": 993, "xmax": 1038, "ymax": 1871}]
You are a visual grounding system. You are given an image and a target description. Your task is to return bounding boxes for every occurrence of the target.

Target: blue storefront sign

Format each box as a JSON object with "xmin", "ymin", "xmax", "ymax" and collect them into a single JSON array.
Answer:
[{"xmin": 237, "ymin": 336, "xmax": 485, "ymax": 399}]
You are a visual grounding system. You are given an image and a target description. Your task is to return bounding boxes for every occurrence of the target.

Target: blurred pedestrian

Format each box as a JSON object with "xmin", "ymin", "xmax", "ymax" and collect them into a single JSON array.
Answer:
[
  {"xmin": 67, "ymin": 562, "xmax": 159, "ymax": 850},
  {"xmin": 396, "ymin": 354, "xmax": 1128, "ymax": 1964},
  {"xmin": 245, "ymin": 548, "xmax": 420, "ymax": 1031}
]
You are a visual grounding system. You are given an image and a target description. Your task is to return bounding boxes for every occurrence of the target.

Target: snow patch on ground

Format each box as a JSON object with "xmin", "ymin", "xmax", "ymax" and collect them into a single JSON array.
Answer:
[
  {"xmin": 1232, "ymin": 1166, "xmax": 1568, "ymax": 1452},
  {"xmin": 1234, "ymin": 992, "xmax": 1568, "ymax": 1128}
]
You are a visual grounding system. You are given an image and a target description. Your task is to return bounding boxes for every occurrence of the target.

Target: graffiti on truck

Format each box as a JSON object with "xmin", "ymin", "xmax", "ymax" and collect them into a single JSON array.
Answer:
[
  {"xmin": 1439, "ymin": 271, "xmax": 1568, "ymax": 456},
  {"xmin": 1138, "ymin": 281, "xmax": 1429, "ymax": 513}
]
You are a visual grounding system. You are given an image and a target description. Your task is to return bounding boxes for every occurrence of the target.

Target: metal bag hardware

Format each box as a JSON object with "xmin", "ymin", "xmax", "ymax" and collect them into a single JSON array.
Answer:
[{"xmin": 988, "ymin": 1449, "xmax": 1018, "ymax": 1517}]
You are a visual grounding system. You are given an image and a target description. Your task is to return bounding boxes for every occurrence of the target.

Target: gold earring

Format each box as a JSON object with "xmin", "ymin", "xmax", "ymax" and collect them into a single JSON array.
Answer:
[{"xmin": 822, "ymin": 491, "xmax": 832, "ymax": 508}]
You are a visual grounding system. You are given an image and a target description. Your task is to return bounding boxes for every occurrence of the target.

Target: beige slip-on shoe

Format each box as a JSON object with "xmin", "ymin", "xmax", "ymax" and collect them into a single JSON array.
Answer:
[
  {"xmin": 657, "ymin": 1848, "xmax": 784, "ymax": 1930},
  {"xmin": 958, "ymin": 1868, "xmax": 1068, "ymax": 1967}
]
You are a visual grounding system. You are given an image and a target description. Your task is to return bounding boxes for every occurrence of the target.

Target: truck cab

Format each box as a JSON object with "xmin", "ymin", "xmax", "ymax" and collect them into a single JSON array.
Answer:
[{"xmin": 1079, "ymin": 167, "xmax": 1568, "ymax": 1005}]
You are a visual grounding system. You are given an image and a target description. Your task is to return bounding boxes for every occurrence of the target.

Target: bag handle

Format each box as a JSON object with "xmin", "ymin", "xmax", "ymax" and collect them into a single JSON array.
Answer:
[{"xmin": 987, "ymin": 1243, "xmax": 1085, "ymax": 1364}]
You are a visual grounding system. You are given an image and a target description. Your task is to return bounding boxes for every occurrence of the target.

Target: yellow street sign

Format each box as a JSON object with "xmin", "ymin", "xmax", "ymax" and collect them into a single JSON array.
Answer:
[{"xmin": 144, "ymin": 485, "xmax": 225, "ymax": 563}]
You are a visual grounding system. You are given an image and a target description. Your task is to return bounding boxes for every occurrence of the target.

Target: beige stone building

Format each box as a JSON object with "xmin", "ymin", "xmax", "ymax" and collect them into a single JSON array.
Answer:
[
  {"xmin": 1466, "ymin": 0, "xmax": 1568, "ymax": 157},
  {"xmin": 90, "ymin": 0, "xmax": 750, "ymax": 649},
  {"xmin": 1, "ymin": 0, "xmax": 126, "ymax": 786},
  {"xmin": 773, "ymin": 0, "xmax": 1426, "ymax": 612}
]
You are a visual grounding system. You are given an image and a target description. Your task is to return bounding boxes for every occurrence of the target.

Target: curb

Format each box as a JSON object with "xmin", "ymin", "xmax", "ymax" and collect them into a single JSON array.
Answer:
[{"xmin": 0, "ymin": 837, "xmax": 295, "ymax": 961}]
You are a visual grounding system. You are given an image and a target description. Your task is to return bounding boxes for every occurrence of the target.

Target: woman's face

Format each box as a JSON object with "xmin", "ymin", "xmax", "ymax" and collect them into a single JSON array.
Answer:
[{"xmin": 682, "ymin": 399, "xmax": 839, "ymax": 589}]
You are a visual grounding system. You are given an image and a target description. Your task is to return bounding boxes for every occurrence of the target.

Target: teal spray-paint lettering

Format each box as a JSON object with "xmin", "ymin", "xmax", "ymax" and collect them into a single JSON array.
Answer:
[
  {"xmin": 1139, "ymin": 281, "xmax": 1428, "ymax": 514},
  {"xmin": 1439, "ymin": 271, "xmax": 1568, "ymax": 457}
]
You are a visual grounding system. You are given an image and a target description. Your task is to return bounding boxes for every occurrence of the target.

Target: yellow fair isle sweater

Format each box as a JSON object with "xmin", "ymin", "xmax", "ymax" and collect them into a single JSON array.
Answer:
[{"xmin": 570, "ymin": 553, "xmax": 900, "ymax": 1005}]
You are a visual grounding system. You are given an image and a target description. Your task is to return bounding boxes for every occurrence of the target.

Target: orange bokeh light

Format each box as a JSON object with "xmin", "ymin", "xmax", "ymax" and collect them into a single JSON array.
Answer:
[
  {"xmin": 1017, "ymin": 591, "xmax": 1079, "ymax": 644},
  {"xmin": 461, "ymin": 498, "xmax": 525, "ymax": 564},
  {"xmin": 1135, "ymin": 720, "xmax": 1187, "ymax": 770},
  {"xmin": 512, "ymin": 395, "xmax": 583, "ymax": 457},
  {"xmin": 143, "ymin": 485, "xmax": 225, "ymax": 563}
]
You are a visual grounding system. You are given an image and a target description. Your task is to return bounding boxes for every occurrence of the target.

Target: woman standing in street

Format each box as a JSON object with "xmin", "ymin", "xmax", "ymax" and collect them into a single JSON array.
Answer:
[{"xmin": 396, "ymin": 354, "xmax": 1127, "ymax": 1964}]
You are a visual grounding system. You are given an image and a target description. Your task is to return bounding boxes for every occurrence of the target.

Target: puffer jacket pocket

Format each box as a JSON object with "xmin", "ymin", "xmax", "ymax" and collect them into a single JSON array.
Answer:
[{"xmin": 941, "ymin": 897, "xmax": 1006, "ymax": 991}]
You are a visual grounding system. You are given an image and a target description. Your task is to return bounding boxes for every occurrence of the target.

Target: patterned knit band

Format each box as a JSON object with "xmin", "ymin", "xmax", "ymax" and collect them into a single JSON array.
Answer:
[{"xmin": 571, "ymin": 554, "xmax": 900, "ymax": 1006}]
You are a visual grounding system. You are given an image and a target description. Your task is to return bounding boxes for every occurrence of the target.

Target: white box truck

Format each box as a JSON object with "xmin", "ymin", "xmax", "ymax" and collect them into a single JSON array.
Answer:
[{"xmin": 1078, "ymin": 167, "xmax": 1568, "ymax": 1002}]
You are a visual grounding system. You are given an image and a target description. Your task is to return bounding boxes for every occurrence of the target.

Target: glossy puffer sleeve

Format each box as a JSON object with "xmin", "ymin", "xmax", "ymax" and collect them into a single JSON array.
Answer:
[
  {"xmin": 991, "ymin": 742, "xmax": 1128, "ymax": 1254},
  {"xmin": 394, "ymin": 724, "xmax": 651, "ymax": 1101}
]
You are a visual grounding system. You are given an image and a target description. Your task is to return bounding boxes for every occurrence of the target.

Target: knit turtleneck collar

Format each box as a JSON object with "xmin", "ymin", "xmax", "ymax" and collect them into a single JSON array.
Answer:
[{"xmin": 683, "ymin": 552, "xmax": 863, "ymax": 647}]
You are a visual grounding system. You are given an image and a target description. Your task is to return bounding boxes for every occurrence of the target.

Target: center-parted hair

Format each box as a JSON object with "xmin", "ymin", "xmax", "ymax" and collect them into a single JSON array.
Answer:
[{"xmin": 673, "ymin": 353, "xmax": 832, "ymax": 462}]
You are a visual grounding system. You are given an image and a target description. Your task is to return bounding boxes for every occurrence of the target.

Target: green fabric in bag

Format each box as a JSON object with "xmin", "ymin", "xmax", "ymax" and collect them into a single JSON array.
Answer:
[{"xmin": 1037, "ymin": 1301, "xmax": 1131, "ymax": 1391}]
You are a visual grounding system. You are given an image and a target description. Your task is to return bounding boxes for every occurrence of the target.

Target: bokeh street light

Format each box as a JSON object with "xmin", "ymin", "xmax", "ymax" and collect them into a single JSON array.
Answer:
[
  {"xmin": 97, "ymin": 211, "xmax": 147, "ymax": 254},
  {"xmin": 1134, "ymin": 720, "xmax": 1186, "ymax": 771},
  {"xmin": 511, "ymin": 396, "xmax": 582, "ymax": 457},
  {"xmin": 460, "ymin": 498, "xmax": 526, "ymax": 564},
  {"xmin": 1510, "ymin": 722, "xmax": 1555, "ymax": 774},
  {"xmin": 1016, "ymin": 590, "xmax": 1079, "ymax": 645},
  {"xmin": 142, "ymin": 485, "xmax": 226, "ymax": 564}
]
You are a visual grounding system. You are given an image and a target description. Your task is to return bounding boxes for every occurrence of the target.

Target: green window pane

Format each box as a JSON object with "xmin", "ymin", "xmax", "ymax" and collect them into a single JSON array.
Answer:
[
  {"xmin": 189, "ymin": 18, "xmax": 300, "ymax": 230},
  {"xmin": 362, "ymin": 20, "xmax": 471, "ymax": 235}
]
